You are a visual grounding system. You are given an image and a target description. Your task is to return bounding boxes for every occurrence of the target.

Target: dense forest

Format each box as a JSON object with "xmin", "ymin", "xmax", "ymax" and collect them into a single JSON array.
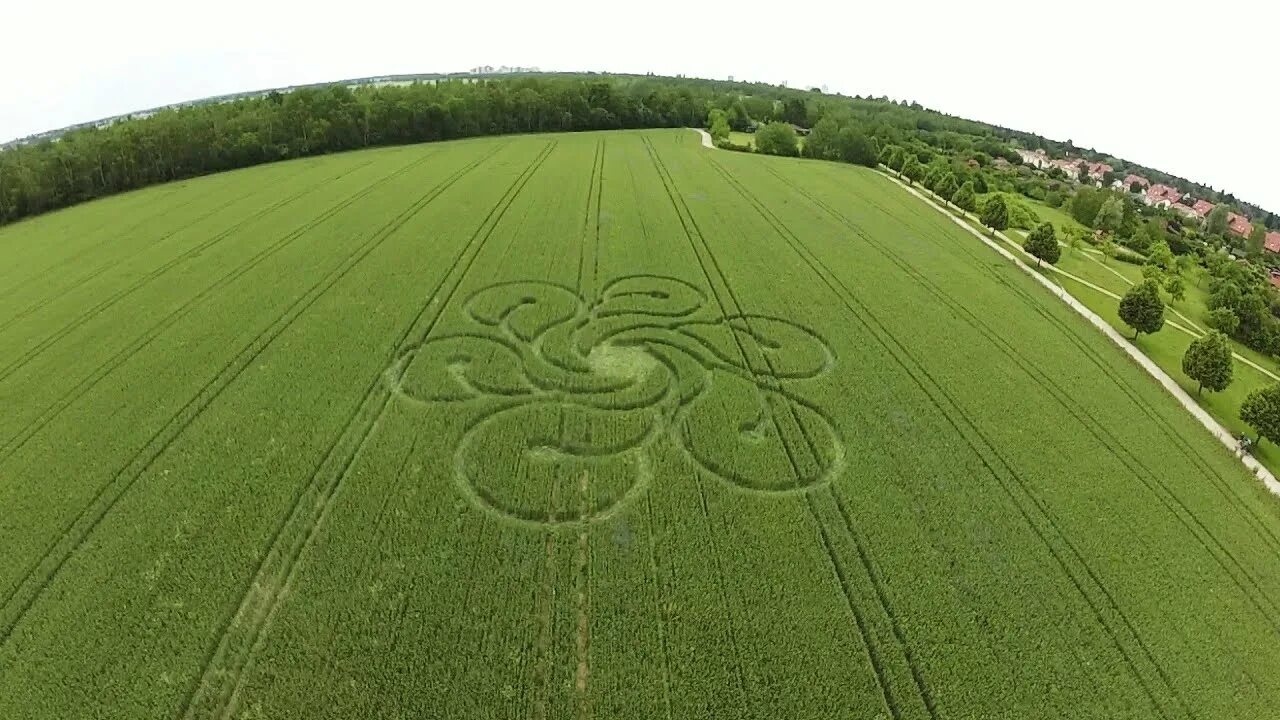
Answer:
[{"xmin": 0, "ymin": 72, "xmax": 1273, "ymax": 229}]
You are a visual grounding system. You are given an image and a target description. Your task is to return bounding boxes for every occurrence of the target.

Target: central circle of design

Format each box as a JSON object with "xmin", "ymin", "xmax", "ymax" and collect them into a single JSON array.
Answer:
[{"xmin": 384, "ymin": 275, "xmax": 844, "ymax": 528}]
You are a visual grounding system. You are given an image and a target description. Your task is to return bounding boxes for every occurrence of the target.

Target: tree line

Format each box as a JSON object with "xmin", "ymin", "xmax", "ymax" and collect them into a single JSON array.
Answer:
[
  {"xmin": 4, "ymin": 71, "xmax": 1274, "ymax": 235},
  {"xmin": 0, "ymin": 72, "xmax": 1095, "ymax": 228},
  {"xmin": 0, "ymin": 76, "xmax": 726, "ymax": 224}
]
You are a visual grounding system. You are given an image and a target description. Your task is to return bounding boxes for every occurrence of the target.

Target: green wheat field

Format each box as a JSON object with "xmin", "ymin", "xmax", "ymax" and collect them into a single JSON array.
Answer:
[{"xmin": 1, "ymin": 129, "xmax": 1278, "ymax": 719}]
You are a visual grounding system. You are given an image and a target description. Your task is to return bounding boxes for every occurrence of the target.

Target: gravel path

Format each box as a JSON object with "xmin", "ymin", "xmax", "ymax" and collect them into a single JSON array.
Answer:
[
  {"xmin": 990, "ymin": 211, "xmax": 1273, "ymax": 382},
  {"xmin": 879, "ymin": 171, "xmax": 1280, "ymax": 497},
  {"xmin": 687, "ymin": 128, "xmax": 1280, "ymax": 495}
]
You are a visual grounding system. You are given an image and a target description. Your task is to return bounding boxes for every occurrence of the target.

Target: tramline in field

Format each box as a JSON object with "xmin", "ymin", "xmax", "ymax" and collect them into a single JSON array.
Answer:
[{"xmin": 1, "ymin": 129, "xmax": 1279, "ymax": 719}]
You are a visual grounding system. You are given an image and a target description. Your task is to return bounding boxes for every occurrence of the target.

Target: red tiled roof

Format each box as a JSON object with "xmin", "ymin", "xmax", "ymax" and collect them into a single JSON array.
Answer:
[
  {"xmin": 1265, "ymin": 231, "xmax": 1280, "ymax": 254},
  {"xmin": 1192, "ymin": 199, "xmax": 1215, "ymax": 218},
  {"xmin": 1123, "ymin": 174, "xmax": 1150, "ymax": 188},
  {"xmin": 1146, "ymin": 184, "xmax": 1181, "ymax": 203},
  {"xmin": 1228, "ymin": 212, "xmax": 1252, "ymax": 237}
]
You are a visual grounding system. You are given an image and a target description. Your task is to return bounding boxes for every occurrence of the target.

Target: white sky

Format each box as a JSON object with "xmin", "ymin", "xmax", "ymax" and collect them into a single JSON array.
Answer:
[{"xmin": 5, "ymin": 0, "xmax": 1278, "ymax": 213}]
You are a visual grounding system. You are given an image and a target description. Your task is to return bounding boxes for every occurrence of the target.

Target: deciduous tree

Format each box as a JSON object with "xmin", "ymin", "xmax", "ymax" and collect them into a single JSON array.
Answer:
[
  {"xmin": 901, "ymin": 156, "xmax": 925, "ymax": 185},
  {"xmin": 1147, "ymin": 241, "xmax": 1174, "ymax": 270},
  {"xmin": 836, "ymin": 127, "xmax": 877, "ymax": 166},
  {"xmin": 803, "ymin": 116, "xmax": 840, "ymax": 160},
  {"xmin": 1023, "ymin": 222, "xmax": 1060, "ymax": 266},
  {"xmin": 1100, "ymin": 237, "xmax": 1118, "ymax": 264},
  {"xmin": 1242, "ymin": 383, "xmax": 1280, "ymax": 444},
  {"xmin": 878, "ymin": 144, "xmax": 897, "ymax": 167},
  {"xmin": 1069, "ymin": 230, "xmax": 1084, "ymax": 255},
  {"xmin": 755, "ymin": 122, "xmax": 800, "ymax": 157},
  {"xmin": 707, "ymin": 109, "xmax": 730, "ymax": 145},
  {"xmin": 1069, "ymin": 187, "xmax": 1105, "ymax": 227},
  {"xmin": 924, "ymin": 165, "xmax": 943, "ymax": 193},
  {"xmin": 1119, "ymin": 279, "xmax": 1165, "ymax": 339},
  {"xmin": 936, "ymin": 173, "xmax": 960, "ymax": 204},
  {"xmin": 782, "ymin": 97, "xmax": 808, "ymax": 127},
  {"xmin": 1206, "ymin": 307, "xmax": 1240, "ymax": 336},
  {"xmin": 1182, "ymin": 331, "xmax": 1233, "ymax": 394},
  {"xmin": 1248, "ymin": 223, "xmax": 1267, "ymax": 257},
  {"xmin": 952, "ymin": 181, "xmax": 977, "ymax": 212},
  {"xmin": 1206, "ymin": 205, "xmax": 1230, "ymax": 236},
  {"xmin": 980, "ymin": 194, "xmax": 1009, "ymax": 231},
  {"xmin": 1093, "ymin": 196, "xmax": 1124, "ymax": 234},
  {"xmin": 888, "ymin": 147, "xmax": 908, "ymax": 173}
]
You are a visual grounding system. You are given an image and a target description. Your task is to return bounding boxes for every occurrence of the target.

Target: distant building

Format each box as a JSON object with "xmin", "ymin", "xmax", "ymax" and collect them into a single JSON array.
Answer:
[
  {"xmin": 467, "ymin": 65, "xmax": 538, "ymax": 75},
  {"xmin": 1265, "ymin": 231, "xmax": 1280, "ymax": 254},
  {"xmin": 1114, "ymin": 173, "xmax": 1150, "ymax": 192},
  {"xmin": 1228, "ymin": 212, "xmax": 1253, "ymax": 237},
  {"xmin": 1192, "ymin": 199, "xmax": 1216, "ymax": 218},
  {"xmin": 1144, "ymin": 184, "xmax": 1182, "ymax": 208},
  {"xmin": 1171, "ymin": 203, "xmax": 1199, "ymax": 219},
  {"xmin": 1016, "ymin": 148, "xmax": 1050, "ymax": 169},
  {"xmin": 1051, "ymin": 157, "xmax": 1083, "ymax": 180},
  {"xmin": 1085, "ymin": 161, "xmax": 1113, "ymax": 182}
]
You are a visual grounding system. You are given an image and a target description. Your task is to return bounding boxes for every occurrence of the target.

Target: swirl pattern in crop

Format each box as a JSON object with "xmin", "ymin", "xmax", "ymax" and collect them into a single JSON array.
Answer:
[{"xmin": 385, "ymin": 274, "xmax": 844, "ymax": 527}]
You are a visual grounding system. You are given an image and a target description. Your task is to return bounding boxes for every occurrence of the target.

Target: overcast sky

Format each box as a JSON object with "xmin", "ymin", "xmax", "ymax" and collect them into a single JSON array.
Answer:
[{"xmin": 5, "ymin": 0, "xmax": 1278, "ymax": 212}]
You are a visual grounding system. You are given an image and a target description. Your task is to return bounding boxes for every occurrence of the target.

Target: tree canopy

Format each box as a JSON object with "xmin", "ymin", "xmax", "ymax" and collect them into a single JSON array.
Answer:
[
  {"xmin": 980, "ymin": 194, "xmax": 1009, "ymax": 231},
  {"xmin": 755, "ymin": 122, "xmax": 800, "ymax": 157},
  {"xmin": 935, "ymin": 173, "xmax": 960, "ymax": 204},
  {"xmin": 1119, "ymin": 279, "xmax": 1165, "ymax": 339},
  {"xmin": 1181, "ymin": 331, "xmax": 1233, "ymax": 394},
  {"xmin": 1242, "ymin": 384, "xmax": 1280, "ymax": 444},
  {"xmin": 1093, "ymin": 196, "xmax": 1125, "ymax": 235},
  {"xmin": 1206, "ymin": 205, "xmax": 1230, "ymax": 236},
  {"xmin": 836, "ymin": 127, "xmax": 877, "ymax": 167},
  {"xmin": 707, "ymin": 109, "xmax": 731, "ymax": 145},
  {"xmin": 901, "ymin": 156, "xmax": 925, "ymax": 185},
  {"xmin": 1205, "ymin": 307, "xmax": 1241, "ymax": 336},
  {"xmin": 952, "ymin": 181, "xmax": 977, "ymax": 212},
  {"xmin": 803, "ymin": 116, "xmax": 841, "ymax": 160},
  {"xmin": 0, "ymin": 76, "xmax": 723, "ymax": 224},
  {"xmin": 3, "ymin": 70, "xmax": 1272, "ymax": 234},
  {"xmin": 1023, "ymin": 222, "xmax": 1060, "ymax": 265}
]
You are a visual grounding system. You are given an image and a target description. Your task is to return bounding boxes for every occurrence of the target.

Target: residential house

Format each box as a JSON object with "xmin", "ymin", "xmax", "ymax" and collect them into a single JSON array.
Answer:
[
  {"xmin": 1114, "ymin": 173, "xmax": 1150, "ymax": 192},
  {"xmin": 1171, "ymin": 203, "xmax": 1198, "ymax": 219},
  {"xmin": 1144, "ymin": 184, "xmax": 1182, "ymax": 208},
  {"xmin": 1085, "ymin": 161, "xmax": 1113, "ymax": 182},
  {"xmin": 1228, "ymin": 212, "xmax": 1252, "ymax": 238},
  {"xmin": 1051, "ymin": 158, "xmax": 1083, "ymax": 181},
  {"xmin": 1269, "ymin": 268, "xmax": 1280, "ymax": 289},
  {"xmin": 1016, "ymin": 148, "xmax": 1050, "ymax": 169},
  {"xmin": 1265, "ymin": 231, "xmax": 1280, "ymax": 254},
  {"xmin": 1192, "ymin": 199, "xmax": 1216, "ymax": 219}
]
